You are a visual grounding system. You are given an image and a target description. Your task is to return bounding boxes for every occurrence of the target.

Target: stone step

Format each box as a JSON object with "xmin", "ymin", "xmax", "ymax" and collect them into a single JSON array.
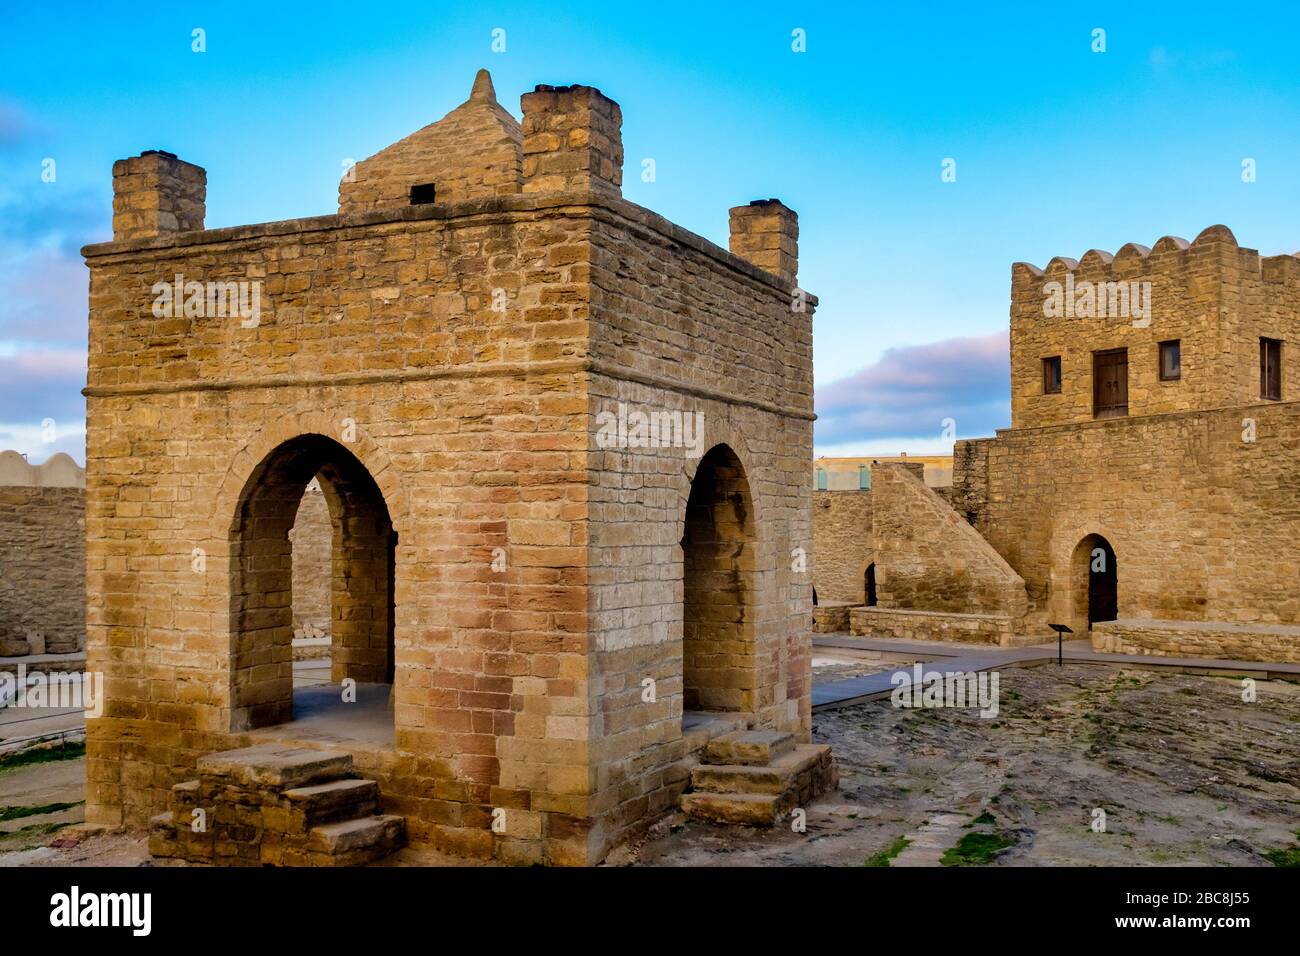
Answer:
[
  {"xmin": 196, "ymin": 744, "xmax": 353, "ymax": 789},
  {"xmin": 690, "ymin": 744, "xmax": 828, "ymax": 795},
  {"xmin": 680, "ymin": 791, "xmax": 788, "ymax": 826},
  {"xmin": 306, "ymin": 814, "xmax": 405, "ymax": 866},
  {"xmin": 704, "ymin": 729, "xmax": 795, "ymax": 766},
  {"xmin": 283, "ymin": 778, "xmax": 380, "ymax": 827}
]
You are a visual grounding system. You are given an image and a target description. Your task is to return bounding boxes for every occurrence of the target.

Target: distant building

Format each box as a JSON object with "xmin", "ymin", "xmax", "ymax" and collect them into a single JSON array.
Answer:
[{"xmin": 813, "ymin": 454, "xmax": 952, "ymax": 490}]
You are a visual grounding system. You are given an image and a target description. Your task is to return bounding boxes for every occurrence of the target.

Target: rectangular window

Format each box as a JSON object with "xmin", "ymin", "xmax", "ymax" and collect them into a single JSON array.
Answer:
[
  {"xmin": 409, "ymin": 182, "xmax": 437, "ymax": 205},
  {"xmin": 816, "ymin": 468, "xmax": 827, "ymax": 490},
  {"xmin": 1159, "ymin": 340, "xmax": 1181, "ymax": 381},
  {"xmin": 1093, "ymin": 348, "xmax": 1128, "ymax": 419},
  {"xmin": 858, "ymin": 465, "xmax": 869, "ymax": 490},
  {"xmin": 1042, "ymin": 356, "xmax": 1062, "ymax": 394},
  {"xmin": 1261, "ymin": 337, "xmax": 1282, "ymax": 400}
]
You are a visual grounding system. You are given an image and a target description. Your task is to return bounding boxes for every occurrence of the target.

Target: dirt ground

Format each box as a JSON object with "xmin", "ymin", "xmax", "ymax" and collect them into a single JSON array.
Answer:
[{"xmin": 5, "ymin": 664, "xmax": 1300, "ymax": 867}]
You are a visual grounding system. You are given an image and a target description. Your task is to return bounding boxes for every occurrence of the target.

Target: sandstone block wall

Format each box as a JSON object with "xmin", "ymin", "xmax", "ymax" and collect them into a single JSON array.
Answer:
[
  {"xmin": 1093, "ymin": 618, "xmax": 1300, "ymax": 663},
  {"xmin": 811, "ymin": 490, "xmax": 873, "ymax": 604},
  {"xmin": 339, "ymin": 70, "xmax": 522, "ymax": 214},
  {"xmin": 581, "ymin": 198, "xmax": 814, "ymax": 859},
  {"xmin": 0, "ymin": 452, "xmax": 86, "ymax": 656},
  {"xmin": 869, "ymin": 463, "xmax": 1028, "ymax": 618},
  {"xmin": 966, "ymin": 399, "xmax": 1300, "ymax": 637},
  {"xmin": 1011, "ymin": 226, "xmax": 1300, "ymax": 429}
]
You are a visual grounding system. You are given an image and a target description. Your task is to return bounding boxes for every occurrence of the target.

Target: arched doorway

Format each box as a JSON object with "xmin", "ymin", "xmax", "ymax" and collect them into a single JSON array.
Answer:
[
  {"xmin": 681, "ymin": 444, "xmax": 756, "ymax": 716},
  {"xmin": 1072, "ymin": 534, "xmax": 1117, "ymax": 629},
  {"xmin": 229, "ymin": 434, "xmax": 396, "ymax": 731},
  {"xmin": 865, "ymin": 563, "xmax": 877, "ymax": 607}
]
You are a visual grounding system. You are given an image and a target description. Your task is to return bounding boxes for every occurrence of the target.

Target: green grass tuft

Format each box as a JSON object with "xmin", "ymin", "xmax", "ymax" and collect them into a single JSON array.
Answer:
[
  {"xmin": 941, "ymin": 830, "xmax": 1016, "ymax": 866},
  {"xmin": 0, "ymin": 800, "xmax": 83, "ymax": 823},
  {"xmin": 864, "ymin": 836, "xmax": 911, "ymax": 867},
  {"xmin": 0, "ymin": 741, "xmax": 85, "ymax": 774}
]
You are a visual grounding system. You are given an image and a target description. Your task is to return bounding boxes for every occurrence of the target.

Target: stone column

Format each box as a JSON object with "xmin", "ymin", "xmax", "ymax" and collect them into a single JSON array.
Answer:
[
  {"xmin": 112, "ymin": 150, "xmax": 206, "ymax": 241},
  {"xmin": 520, "ymin": 84, "xmax": 623, "ymax": 197},
  {"xmin": 728, "ymin": 199, "xmax": 798, "ymax": 285}
]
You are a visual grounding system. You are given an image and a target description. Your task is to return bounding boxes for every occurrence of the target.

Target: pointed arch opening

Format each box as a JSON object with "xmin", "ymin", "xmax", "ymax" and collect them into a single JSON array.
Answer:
[{"xmin": 229, "ymin": 433, "xmax": 396, "ymax": 733}]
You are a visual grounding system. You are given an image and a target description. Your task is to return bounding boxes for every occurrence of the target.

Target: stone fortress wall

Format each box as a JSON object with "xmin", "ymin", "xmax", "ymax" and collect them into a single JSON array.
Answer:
[{"xmin": 813, "ymin": 226, "xmax": 1300, "ymax": 663}]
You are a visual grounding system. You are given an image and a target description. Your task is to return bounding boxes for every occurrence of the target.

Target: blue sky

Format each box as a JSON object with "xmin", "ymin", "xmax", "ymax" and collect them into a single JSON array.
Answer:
[{"xmin": 2, "ymin": 1, "xmax": 1298, "ymax": 462}]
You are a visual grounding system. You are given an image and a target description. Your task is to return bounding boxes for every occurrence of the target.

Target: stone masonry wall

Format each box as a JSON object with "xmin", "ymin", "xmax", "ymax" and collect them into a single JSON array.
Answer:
[
  {"xmin": 1011, "ymin": 227, "xmax": 1300, "ymax": 429},
  {"xmin": 869, "ymin": 462, "xmax": 1028, "ymax": 617},
  {"xmin": 1092, "ymin": 618, "xmax": 1300, "ymax": 664},
  {"xmin": 0, "ymin": 452, "xmax": 86, "ymax": 656},
  {"xmin": 0, "ymin": 487, "xmax": 86, "ymax": 655},
  {"xmin": 83, "ymin": 195, "xmax": 597, "ymax": 864},
  {"xmin": 812, "ymin": 490, "xmax": 873, "ymax": 604},
  {"xmin": 975, "ymin": 399, "xmax": 1300, "ymax": 637},
  {"xmin": 580, "ymin": 199, "xmax": 813, "ymax": 860}
]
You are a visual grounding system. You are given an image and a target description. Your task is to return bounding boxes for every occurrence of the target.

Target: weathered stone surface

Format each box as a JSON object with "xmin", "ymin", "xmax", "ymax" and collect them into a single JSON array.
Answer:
[
  {"xmin": 195, "ymin": 745, "xmax": 353, "ymax": 789},
  {"xmin": 705, "ymin": 729, "xmax": 795, "ymax": 767}
]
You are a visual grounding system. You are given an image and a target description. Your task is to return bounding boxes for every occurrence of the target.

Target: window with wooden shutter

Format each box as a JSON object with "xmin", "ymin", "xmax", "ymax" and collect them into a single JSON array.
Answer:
[
  {"xmin": 1042, "ymin": 356, "xmax": 1062, "ymax": 394},
  {"xmin": 1261, "ymin": 338, "xmax": 1282, "ymax": 401},
  {"xmin": 1092, "ymin": 348, "xmax": 1128, "ymax": 419}
]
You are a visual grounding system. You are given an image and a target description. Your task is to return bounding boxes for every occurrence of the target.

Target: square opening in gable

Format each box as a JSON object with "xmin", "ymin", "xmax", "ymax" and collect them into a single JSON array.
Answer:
[{"xmin": 409, "ymin": 183, "xmax": 437, "ymax": 205}]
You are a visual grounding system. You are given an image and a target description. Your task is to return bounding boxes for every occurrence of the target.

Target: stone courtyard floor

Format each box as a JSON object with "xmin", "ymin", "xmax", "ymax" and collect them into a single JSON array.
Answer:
[
  {"xmin": 625, "ymin": 664, "xmax": 1300, "ymax": 866},
  {"xmin": 4, "ymin": 661, "xmax": 1300, "ymax": 867}
]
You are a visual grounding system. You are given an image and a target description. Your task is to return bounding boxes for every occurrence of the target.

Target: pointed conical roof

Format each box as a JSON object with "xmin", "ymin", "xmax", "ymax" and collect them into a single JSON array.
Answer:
[{"xmin": 338, "ymin": 69, "xmax": 522, "ymax": 213}]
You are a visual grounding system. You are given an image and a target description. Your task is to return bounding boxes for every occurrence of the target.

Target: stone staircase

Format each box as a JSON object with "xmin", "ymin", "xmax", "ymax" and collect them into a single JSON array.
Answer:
[
  {"xmin": 149, "ymin": 743, "xmax": 404, "ymax": 866},
  {"xmin": 680, "ymin": 730, "xmax": 837, "ymax": 826}
]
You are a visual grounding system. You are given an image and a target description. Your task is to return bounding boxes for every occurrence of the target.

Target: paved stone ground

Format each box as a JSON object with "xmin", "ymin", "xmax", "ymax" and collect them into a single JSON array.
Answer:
[
  {"xmin": 809, "ymin": 650, "xmax": 921, "ymax": 683},
  {"xmin": 628, "ymin": 664, "xmax": 1300, "ymax": 866}
]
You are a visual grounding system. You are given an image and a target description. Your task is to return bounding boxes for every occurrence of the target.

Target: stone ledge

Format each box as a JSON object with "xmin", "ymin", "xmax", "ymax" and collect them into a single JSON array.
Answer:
[
  {"xmin": 81, "ymin": 191, "xmax": 814, "ymax": 303},
  {"xmin": 1093, "ymin": 618, "xmax": 1300, "ymax": 664}
]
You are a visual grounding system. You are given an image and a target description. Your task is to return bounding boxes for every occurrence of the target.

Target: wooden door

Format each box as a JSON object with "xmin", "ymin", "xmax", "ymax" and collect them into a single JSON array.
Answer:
[{"xmin": 1093, "ymin": 349, "xmax": 1128, "ymax": 418}]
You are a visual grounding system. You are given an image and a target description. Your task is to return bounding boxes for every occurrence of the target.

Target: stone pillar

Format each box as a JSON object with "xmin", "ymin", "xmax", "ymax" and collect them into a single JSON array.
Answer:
[
  {"xmin": 112, "ymin": 150, "xmax": 206, "ymax": 241},
  {"xmin": 520, "ymin": 84, "xmax": 623, "ymax": 197},
  {"xmin": 728, "ymin": 199, "xmax": 798, "ymax": 285}
]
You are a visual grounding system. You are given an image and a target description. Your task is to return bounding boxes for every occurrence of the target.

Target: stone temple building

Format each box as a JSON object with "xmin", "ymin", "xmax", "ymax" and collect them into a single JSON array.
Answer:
[
  {"xmin": 82, "ymin": 70, "xmax": 833, "ymax": 866},
  {"xmin": 813, "ymin": 225, "xmax": 1300, "ymax": 663}
]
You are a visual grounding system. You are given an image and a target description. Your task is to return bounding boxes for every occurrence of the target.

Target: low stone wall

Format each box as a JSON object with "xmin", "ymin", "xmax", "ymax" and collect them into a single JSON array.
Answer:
[
  {"xmin": 851, "ymin": 606, "xmax": 1021, "ymax": 646},
  {"xmin": 812, "ymin": 601, "xmax": 858, "ymax": 633},
  {"xmin": 1092, "ymin": 618, "xmax": 1300, "ymax": 664}
]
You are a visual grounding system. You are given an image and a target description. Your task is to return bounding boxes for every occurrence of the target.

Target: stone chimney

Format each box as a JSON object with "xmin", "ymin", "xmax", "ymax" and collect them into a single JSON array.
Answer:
[
  {"xmin": 728, "ymin": 199, "xmax": 798, "ymax": 285},
  {"xmin": 520, "ymin": 84, "xmax": 623, "ymax": 197},
  {"xmin": 112, "ymin": 150, "xmax": 206, "ymax": 241}
]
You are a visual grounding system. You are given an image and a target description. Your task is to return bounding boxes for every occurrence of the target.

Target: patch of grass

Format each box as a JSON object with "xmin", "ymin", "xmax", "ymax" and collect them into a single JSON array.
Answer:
[
  {"xmin": 864, "ymin": 836, "xmax": 911, "ymax": 867},
  {"xmin": 941, "ymin": 830, "xmax": 1016, "ymax": 866},
  {"xmin": 1265, "ymin": 845, "xmax": 1300, "ymax": 867},
  {"xmin": 0, "ymin": 741, "xmax": 85, "ymax": 773},
  {"xmin": 964, "ymin": 811, "xmax": 996, "ymax": 828},
  {"xmin": 0, "ymin": 800, "xmax": 82, "ymax": 823}
]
